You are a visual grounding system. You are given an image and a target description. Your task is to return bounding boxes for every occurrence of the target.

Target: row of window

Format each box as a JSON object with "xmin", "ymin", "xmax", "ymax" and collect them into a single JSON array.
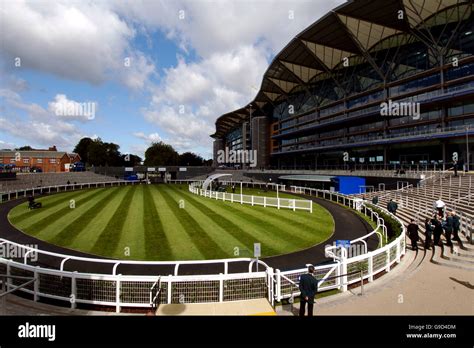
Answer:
[
  {"xmin": 0, "ymin": 158, "xmax": 58, "ymax": 164},
  {"xmin": 276, "ymin": 119, "xmax": 473, "ymax": 152}
]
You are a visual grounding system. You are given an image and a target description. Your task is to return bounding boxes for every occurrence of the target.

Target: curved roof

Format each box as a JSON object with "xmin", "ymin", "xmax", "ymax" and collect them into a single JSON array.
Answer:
[{"xmin": 212, "ymin": 0, "xmax": 470, "ymax": 138}]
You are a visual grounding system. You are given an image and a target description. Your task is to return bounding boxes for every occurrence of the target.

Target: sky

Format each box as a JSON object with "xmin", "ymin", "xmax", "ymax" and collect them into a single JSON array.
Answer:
[{"xmin": 0, "ymin": 0, "xmax": 345, "ymax": 160}]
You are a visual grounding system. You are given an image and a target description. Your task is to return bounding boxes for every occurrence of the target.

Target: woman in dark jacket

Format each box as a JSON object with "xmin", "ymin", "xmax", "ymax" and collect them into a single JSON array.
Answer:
[{"xmin": 424, "ymin": 217, "xmax": 434, "ymax": 250}]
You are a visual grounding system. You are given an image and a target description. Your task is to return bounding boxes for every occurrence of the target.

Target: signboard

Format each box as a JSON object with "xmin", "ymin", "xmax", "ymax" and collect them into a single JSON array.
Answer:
[
  {"xmin": 335, "ymin": 240, "xmax": 351, "ymax": 249},
  {"xmin": 253, "ymin": 243, "xmax": 261, "ymax": 258},
  {"xmin": 179, "ymin": 167, "xmax": 187, "ymax": 172},
  {"xmin": 125, "ymin": 167, "xmax": 134, "ymax": 172},
  {"xmin": 147, "ymin": 167, "xmax": 156, "ymax": 172},
  {"xmin": 158, "ymin": 168, "xmax": 166, "ymax": 172}
]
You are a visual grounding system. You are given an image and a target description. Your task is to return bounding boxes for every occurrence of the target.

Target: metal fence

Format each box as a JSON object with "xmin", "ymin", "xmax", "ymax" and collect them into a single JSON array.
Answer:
[
  {"xmin": 0, "ymin": 180, "xmax": 405, "ymax": 312},
  {"xmin": 188, "ymin": 181, "xmax": 313, "ymax": 212}
]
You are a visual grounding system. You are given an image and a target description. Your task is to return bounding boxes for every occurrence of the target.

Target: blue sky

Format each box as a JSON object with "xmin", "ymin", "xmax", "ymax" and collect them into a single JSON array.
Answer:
[{"xmin": 0, "ymin": 0, "xmax": 344, "ymax": 160}]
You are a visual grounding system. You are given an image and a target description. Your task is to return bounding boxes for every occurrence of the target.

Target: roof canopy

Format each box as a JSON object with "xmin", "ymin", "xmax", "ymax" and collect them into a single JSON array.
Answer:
[{"xmin": 212, "ymin": 0, "xmax": 471, "ymax": 139}]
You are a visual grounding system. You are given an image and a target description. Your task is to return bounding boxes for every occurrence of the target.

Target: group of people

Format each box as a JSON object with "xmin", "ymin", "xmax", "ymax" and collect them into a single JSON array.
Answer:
[{"xmin": 407, "ymin": 209, "xmax": 461, "ymax": 251}]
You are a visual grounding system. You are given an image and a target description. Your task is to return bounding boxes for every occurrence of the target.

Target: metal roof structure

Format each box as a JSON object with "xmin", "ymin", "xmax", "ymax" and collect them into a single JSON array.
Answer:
[{"xmin": 212, "ymin": 0, "xmax": 472, "ymax": 138}]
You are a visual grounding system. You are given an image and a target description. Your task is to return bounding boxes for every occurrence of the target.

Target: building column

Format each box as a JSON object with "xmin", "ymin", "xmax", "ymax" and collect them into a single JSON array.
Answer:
[
  {"xmin": 213, "ymin": 138, "xmax": 224, "ymax": 167},
  {"xmin": 251, "ymin": 116, "xmax": 269, "ymax": 169},
  {"xmin": 442, "ymin": 141, "xmax": 446, "ymax": 171}
]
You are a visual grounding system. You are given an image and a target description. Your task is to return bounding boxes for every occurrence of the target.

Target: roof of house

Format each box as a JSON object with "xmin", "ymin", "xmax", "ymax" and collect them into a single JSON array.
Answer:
[{"xmin": 0, "ymin": 150, "xmax": 71, "ymax": 159}]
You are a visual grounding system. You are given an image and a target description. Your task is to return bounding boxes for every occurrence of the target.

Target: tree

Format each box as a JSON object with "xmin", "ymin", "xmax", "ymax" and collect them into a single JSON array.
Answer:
[
  {"xmin": 178, "ymin": 152, "xmax": 204, "ymax": 166},
  {"xmin": 73, "ymin": 137, "xmax": 94, "ymax": 164},
  {"xmin": 16, "ymin": 146, "xmax": 34, "ymax": 151},
  {"xmin": 122, "ymin": 154, "xmax": 142, "ymax": 166},
  {"xmin": 144, "ymin": 142, "xmax": 178, "ymax": 166}
]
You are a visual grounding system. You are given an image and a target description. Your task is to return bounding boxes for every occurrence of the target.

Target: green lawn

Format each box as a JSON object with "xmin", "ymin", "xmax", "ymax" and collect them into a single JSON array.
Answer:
[{"xmin": 8, "ymin": 184, "xmax": 334, "ymax": 261}]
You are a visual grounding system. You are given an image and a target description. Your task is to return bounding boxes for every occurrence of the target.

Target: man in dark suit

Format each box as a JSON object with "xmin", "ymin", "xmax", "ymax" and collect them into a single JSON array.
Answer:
[
  {"xmin": 452, "ymin": 211, "xmax": 461, "ymax": 241},
  {"xmin": 444, "ymin": 213, "xmax": 454, "ymax": 247},
  {"xmin": 407, "ymin": 219, "xmax": 420, "ymax": 251},
  {"xmin": 299, "ymin": 265, "xmax": 318, "ymax": 316}
]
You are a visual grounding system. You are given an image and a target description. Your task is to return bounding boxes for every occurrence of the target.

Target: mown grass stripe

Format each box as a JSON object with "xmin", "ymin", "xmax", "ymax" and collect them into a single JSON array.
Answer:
[
  {"xmin": 152, "ymin": 185, "xmax": 245, "ymax": 256},
  {"xmin": 175, "ymin": 184, "xmax": 329, "ymax": 241},
  {"xmin": 171, "ymin": 186, "xmax": 310, "ymax": 248},
  {"xmin": 9, "ymin": 189, "xmax": 96, "ymax": 224},
  {"xmin": 20, "ymin": 189, "xmax": 107, "ymax": 235},
  {"xmin": 143, "ymin": 185, "xmax": 173, "ymax": 260},
  {"xmin": 163, "ymin": 185, "xmax": 282, "ymax": 255},
  {"xmin": 90, "ymin": 185, "xmax": 136, "ymax": 256},
  {"xmin": 149, "ymin": 185, "xmax": 205, "ymax": 260},
  {"xmin": 48, "ymin": 187, "xmax": 122, "ymax": 246},
  {"xmin": 159, "ymin": 186, "xmax": 229, "ymax": 259}
]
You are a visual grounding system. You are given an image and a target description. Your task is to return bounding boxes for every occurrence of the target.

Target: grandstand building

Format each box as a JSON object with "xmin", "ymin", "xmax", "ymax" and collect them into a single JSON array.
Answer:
[
  {"xmin": 0, "ymin": 148, "xmax": 80, "ymax": 173},
  {"xmin": 212, "ymin": 0, "xmax": 474, "ymax": 171}
]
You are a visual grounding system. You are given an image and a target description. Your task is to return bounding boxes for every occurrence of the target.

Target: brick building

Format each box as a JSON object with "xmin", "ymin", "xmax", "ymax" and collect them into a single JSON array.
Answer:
[{"xmin": 0, "ymin": 147, "xmax": 81, "ymax": 173}]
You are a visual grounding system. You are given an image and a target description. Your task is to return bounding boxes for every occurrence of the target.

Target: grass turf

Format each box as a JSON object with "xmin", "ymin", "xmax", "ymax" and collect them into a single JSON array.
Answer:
[{"xmin": 8, "ymin": 184, "xmax": 334, "ymax": 261}]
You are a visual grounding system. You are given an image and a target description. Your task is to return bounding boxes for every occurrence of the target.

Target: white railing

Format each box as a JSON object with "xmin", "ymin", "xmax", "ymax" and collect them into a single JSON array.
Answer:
[
  {"xmin": 0, "ymin": 180, "xmax": 139, "ymax": 200},
  {"xmin": 0, "ymin": 181, "xmax": 406, "ymax": 312},
  {"xmin": 188, "ymin": 181, "xmax": 313, "ymax": 213}
]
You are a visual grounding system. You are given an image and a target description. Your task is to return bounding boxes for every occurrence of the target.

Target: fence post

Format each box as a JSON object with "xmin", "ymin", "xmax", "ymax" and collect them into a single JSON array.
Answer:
[
  {"xmin": 368, "ymin": 255, "xmax": 373, "ymax": 282},
  {"xmin": 71, "ymin": 271, "xmax": 77, "ymax": 309},
  {"xmin": 6, "ymin": 260, "xmax": 11, "ymax": 292},
  {"xmin": 341, "ymin": 250, "xmax": 348, "ymax": 292},
  {"xmin": 385, "ymin": 249, "xmax": 391, "ymax": 273},
  {"xmin": 33, "ymin": 267, "xmax": 40, "ymax": 302},
  {"xmin": 275, "ymin": 269, "xmax": 281, "ymax": 301},
  {"xmin": 219, "ymin": 273, "xmax": 224, "ymax": 302},
  {"xmin": 167, "ymin": 275, "xmax": 172, "ymax": 304},
  {"xmin": 115, "ymin": 274, "xmax": 121, "ymax": 313},
  {"xmin": 267, "ymin": 267, "xmax": 274, "ymax": 306},
  {"xmin": 396, "ymin": 239, "xmax": 401, "ymax": 263}
]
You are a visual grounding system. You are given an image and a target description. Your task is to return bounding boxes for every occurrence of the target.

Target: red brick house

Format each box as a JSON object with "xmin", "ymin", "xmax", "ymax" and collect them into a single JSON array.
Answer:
[{"xmin": 0, "ymin": 147, "xmax": 81, "ymax": 173}]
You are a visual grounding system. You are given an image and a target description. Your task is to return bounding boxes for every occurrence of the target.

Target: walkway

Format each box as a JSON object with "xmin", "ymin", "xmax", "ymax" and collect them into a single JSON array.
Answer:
[{"xmin": 277, "ymin": 248, "xmax": 474, "ymax": 315}]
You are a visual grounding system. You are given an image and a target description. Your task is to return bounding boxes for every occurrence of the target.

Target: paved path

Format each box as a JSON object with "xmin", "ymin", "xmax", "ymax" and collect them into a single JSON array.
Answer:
[{"xmin": 277, "ymin": 248, "xmax": 474, "ymax": 316}]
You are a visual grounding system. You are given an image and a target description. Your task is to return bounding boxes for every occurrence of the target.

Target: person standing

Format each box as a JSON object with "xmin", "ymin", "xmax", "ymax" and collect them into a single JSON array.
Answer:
[
  {"xmin": 432, "ymin": 215, "xmax": 443, "ymax": 247},
  {"xmin": 444, "ymin": 212, "xmax": 454, "ymax": 247},
  {"xmin": 453, "ymin": 160, "xmax": 458, "ymax": 177},
  {"xmin": 424, "ymin": 217, "xmax": 434, "ymax": 250},
  {"xmin": 372, "ymin": 195, "xmax": 379, "ymax": 206},
  {"xmin": 407, "ymin": 219, "xmax": 420, "ymax": 251},
  {"xmin": 299, "ymin": 265, "xmax": 318, "ymax": 317},
  {"xmin": 434, "ymin": 199, "xmax": 446, "ymax": 218},
  {"xmin": 387, "ymin": 199, "xmax": 398, "ymax": 215},
  {"xmin": 452, "ymin": 211, "xmax": 461, "ymax": 242}
]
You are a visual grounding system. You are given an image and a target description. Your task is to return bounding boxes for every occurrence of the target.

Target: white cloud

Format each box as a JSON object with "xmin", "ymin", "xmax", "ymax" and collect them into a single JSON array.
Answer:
[
  {"xmin": 0, "ymin": 90, "xmax": 84, "ymax": 149},
  {"xmin": 0, "ymin": 140, "xmax": 16, "ymax": 150},
  {"xmin": 0, "ymin": 0, "xmax": 155, "ymax": 90},
  {"xmin": 133, "ymin": 132, "xmax": 163, "ymax": 143}
]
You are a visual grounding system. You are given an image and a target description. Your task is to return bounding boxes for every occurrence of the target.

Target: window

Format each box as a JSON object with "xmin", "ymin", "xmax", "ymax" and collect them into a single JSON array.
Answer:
[
  {"xmin": 23, "ymin": 158, "xmax": 29, "ymax": 164},
  {"xmin": 10, "ymin": 158, "xmax": 15, "ymax": 163},
  {"xmin": 50, "ymin": 158, "xmax": 56, "ymax": 164},
  {"xmin": 37, "ymin": 158, "xmax": 43, "ymax": 164}
]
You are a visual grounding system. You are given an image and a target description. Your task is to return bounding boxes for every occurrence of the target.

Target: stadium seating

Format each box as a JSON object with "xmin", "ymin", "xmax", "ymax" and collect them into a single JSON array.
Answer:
[
  {"xmin": 356, "ymin": 173, "xmax": 474, "ymax": 271},
  {"xmin": 0, "ymin": 172, "xmax": 123, "ymax": 193}
]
